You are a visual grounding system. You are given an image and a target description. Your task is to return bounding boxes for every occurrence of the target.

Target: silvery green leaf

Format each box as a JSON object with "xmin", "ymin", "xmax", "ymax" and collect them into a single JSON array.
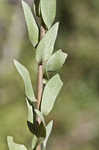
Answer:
[
  {"xmin": 43, "ymin": 120, "xmax": 53, "ymax": 150},
  {"xmin": 46, "ymin": 50, "xmax": 68, "ymax": 72},
  {"xmin": 41, "ymin": 0, "xmax": 56, "ymax": 28},
  {"xmin": 36, "ymin": 23, "xmax": 59, "ymax": 63},
  {"xmin": 41, "ymin": 74, "xmax": 63, "ymax": 115},
  {"xmin": 31, "ymin": 135, "xmax": 38, "ymax": 150},
  {"xmin": 35, "ymin": 109, "xmax": 45, "ymax": 126},
  {"xmin": 7, "ymin": 136, "xmax": 27, "ymax": 150},
  {"xmin": 22, "ymin": 0, "xmax": 39, "ymax": 47},
  {"xmin": 26, "ymin": 98, "xmax": 33, "ymax": 124},
  {"xmin": 14, "ymin": 59, "xmax": 36, "ymax": 102}
]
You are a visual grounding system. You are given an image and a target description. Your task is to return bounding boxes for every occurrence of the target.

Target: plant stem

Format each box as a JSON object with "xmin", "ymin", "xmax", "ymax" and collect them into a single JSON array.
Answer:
[
  {"xmin": 37, "ymin": 64, "xmax": 43, "ymax": 122},
  {"xmin": 37, "ymin": 26, "xmax": 46, "ymax": 119},
  {"xmin": 36, "ymin": 26, "xmax": 45, "ymax": 150},
  {"xmin": 36, "ymin": 65, "xmax": 43, "ymax": 150}
]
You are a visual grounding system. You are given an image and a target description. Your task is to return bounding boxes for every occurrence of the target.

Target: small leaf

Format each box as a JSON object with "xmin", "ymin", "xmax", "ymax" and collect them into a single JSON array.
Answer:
[
  {"xmin": 7, "ymin": 136, "xmax": 27, "ymax": 150},
  {"xmin": 35, "ymin": 109, "xmax": 46, "ymax": 126},
  {"xmin": 22, "ymin": 0, "xmax": 39, "ymax": 47},
  {"xmin": 43, "ymin": 120, "xmax": 53, "ymax": 150},
  {"xmin": 38, "ymin": 122, "xmax": 46, "ymax": 138},
  {"xmin": 46, "ymin": 50, "xmax": 68, "ymax": 72},
  {"xmin": 41, "ymin": 74, "xmax": 63, "ymax": 115},
  {"xmin": 26, "ymin": 98, "xmax": 34, "ymax": 124},
  {"xmin": 27, "ymin": 121, "xmax": 39, "ymax": 135},
  {"xmin": 14, "ymin": 59, "xmax": 36, "ymax": 102},
  {"xmin": 36, "ymin": 23, "xmax": 59, "ymax": 63},
  {"xmin": 41, "ymin": 0, "xmax": 56, "ymax": 28},
  {"xmin": 27, "ymin": 121, "xmax": 46, "ymax": 138}
]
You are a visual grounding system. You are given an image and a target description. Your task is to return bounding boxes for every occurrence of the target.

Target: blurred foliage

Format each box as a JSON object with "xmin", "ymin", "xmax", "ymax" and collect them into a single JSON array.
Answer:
[{"xmin": 1, "ymin": 0, "xmax": 99, "ymax": 150}]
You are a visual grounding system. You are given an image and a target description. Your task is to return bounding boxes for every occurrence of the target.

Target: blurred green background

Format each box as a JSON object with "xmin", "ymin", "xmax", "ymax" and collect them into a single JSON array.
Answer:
[{"xmin": 1, "ymin": 0, "xmax": 99, "ymax": 150}]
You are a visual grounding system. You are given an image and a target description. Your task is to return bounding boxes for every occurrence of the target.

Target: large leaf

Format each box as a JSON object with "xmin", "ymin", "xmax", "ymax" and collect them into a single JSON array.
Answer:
[
  {"xmin": 41, "ymin": 0, "xmax": 56, "ymax": 29},
  {"xmin": 26, "ymin": 98, "xmax": 34, "ymax": 123},
  {"xmin": 43, "ymin": 120, "xmax": 53, "ymax": 150},
  {"xmin": 7, "ymin": 136, "xmax": 27, "ymax": 150},
  {"xmin": 35, "ymin": 109, "xmax": 46, "ymax": 126},
  {"xmin": 46, "ymin": 50, "xmax": 68, "ymax": 72},
  {"xmin": 36, "ymin": 23, "xmax": 59, "ymax": 63},
  {"xmin": 41, "ymin": 74, "xmax": 63, "ymax": 115},
  {"xmin": 14, "ymin": 59, "xmax": 36, "ymax": 102},
  {"xmin": 22, "ymin": 0, "xmax": 39, "ymax": 47}
]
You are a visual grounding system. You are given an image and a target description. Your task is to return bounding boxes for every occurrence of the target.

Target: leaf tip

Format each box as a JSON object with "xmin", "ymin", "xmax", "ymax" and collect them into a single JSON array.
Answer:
[
  {"xmin": 13, "ymin": 59, "xmax": 21, "ymax": 70},
  {"xmin": 13, "ymin": 59, "xmax": 18, "ymax": 67},
  {"xmin": 22, "ymin": 0, "xmax": 26, "ymax": 7},
  {"xmin": 50, "ymin": 120, "xmax": 53, "ymax": 126},
  {"xmin": 7, "ymin": 136, "xmax": 13, "ymax": 145},
  {"xmin": 64, "ymin": 51, "xmax": 68, "ymax": 59},
  {"xmin": 7, "ymin": 136, "xmax": 12, "ymax": 141},
  {"xmin": 55, "ymin": 22, "xmax": 59, "ymax": 29},
  {"xmin": 56, "ymin": 74, "xmax": 63, "ymax": 87}
]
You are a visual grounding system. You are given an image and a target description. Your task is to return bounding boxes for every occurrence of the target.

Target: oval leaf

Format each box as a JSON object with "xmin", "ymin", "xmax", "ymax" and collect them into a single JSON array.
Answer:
[
  {"xmin": 41, "ymin": 0, "xmax": 56, "ymax": 28},
  {"xmin": 14, "ymin": 59, "xmax": 36, "ymax": 102},
  {"xmin": 22, "ymin": 0, "xmax": 39, "ymax": 47},
  {"xmin": 26, "ymin": 98, "xmax": 34, "ymax": 124},
  {"xmin": 36, "ymin": 23, "xmax": 59, "ymax": 63},
  {"xmin": 46, "ymin": 50, "xmax": 68, "ymax": 72},
  {"xmin": 7, "ymin": 136, "xmax": 27, "ymax": 150},
  {"xmin": 41, "ymin": 74, "xmax": 63, "ymax": 115},
  {"xmin": 43, "ymin": 120, "xmax": 53, "ymax": 150}
]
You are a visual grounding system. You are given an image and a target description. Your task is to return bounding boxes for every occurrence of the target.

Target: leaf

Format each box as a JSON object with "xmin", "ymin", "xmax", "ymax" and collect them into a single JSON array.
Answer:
[
  {"xmin": 27, "ymin": 122, "xmax": 46, "ymax": 138},
  {"xmin": 7, "ymin": 136, "xmax": 27, "ymax": 150},
  {"xmin": 22, "ymin": 0, "xmax": 39, "ymax": 47},
  {"xmin": 41, "ymin": 0, "xmax": 56, "ymax": 29},
  {"xmin": 31, "ymin": 135, "xmax": 38, "ymax": 150},
  {"xmin": 46, "ymin": 50, "xmax": 68, "ymax": 72},
  {"xmin": 14, "ymin": 59, "xmax": 36, "ymax": 102},
  {"xmin": 26, "ymin": 98, "xmax": 34, "ymax": 124},
  {"xmin": 27, "ymin": 121, "xmax": 39, "ymax": 135},
  {"xmin": 34, "ymin": 0, "xmax": 41, "ymax": 17},
  {"xmin": 35, "ymin": 109, "xmax": 46, "ymax": 126},
  {"xmin": 38, "ymin": 122, "xmax": 46, "ymax": 138},
  {"xmin": 41, "ymin": 74, "xmax": 63, "ymax": 115},
  {"xmin": 36, "ymin": 23, "xmax": 59, "ymax": 63},
  {"xmin": 43, "ymin": 120, "xmax": 53, "ymax": 150}
]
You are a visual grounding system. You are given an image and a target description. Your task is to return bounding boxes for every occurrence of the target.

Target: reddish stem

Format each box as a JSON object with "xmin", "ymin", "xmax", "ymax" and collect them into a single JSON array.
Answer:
[{"xmin": 36, "ymin": 26, "xmax": 45, "ymax": 150}]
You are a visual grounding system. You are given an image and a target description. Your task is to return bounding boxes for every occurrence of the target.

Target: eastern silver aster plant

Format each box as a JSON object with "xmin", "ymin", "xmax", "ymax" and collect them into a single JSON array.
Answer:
[{"xmin": 7, "ymin": 0, "xmax": 68, "ymax": 150}]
